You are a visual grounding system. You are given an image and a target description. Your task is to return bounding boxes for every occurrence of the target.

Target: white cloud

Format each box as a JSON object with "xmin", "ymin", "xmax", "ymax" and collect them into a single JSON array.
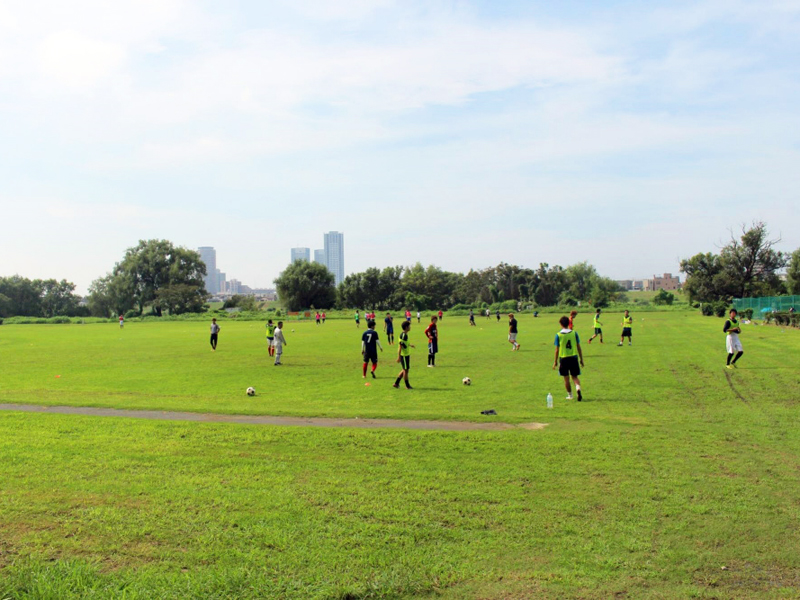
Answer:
[{"xmin": 38, "ymin": 31, "xmax": 125, "ymax": 88}]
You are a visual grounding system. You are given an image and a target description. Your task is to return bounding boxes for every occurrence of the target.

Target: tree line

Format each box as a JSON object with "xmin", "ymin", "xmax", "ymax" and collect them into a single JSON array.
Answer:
[
  {"xmin": 680, "ymin": 222, "xmax": 800, "ymax": 303},
  {"xmin": 274, "ymin": 260, "xmax": 622, "ymax": 312},
  {"xmin": 0, "ymin": 276, "xmax": 85, "ymax": 319}
]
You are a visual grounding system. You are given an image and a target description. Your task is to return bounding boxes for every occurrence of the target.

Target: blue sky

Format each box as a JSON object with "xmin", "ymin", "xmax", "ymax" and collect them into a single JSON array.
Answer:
[{"xmin": 1, "ymin": 0, "xmax": 798, "ymax": 293}]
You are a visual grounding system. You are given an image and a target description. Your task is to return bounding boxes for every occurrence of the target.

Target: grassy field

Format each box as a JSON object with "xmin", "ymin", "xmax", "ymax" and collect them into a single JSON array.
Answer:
[{"xmin": 1, "ymin": 312, "xmax": 799, "ymax": 598}]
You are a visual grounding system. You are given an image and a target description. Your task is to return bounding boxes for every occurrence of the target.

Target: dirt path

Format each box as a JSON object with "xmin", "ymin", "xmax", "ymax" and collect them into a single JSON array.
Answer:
[{"xmin": 0, "ymin": 403, "xmax": 547, "ymax": 432}]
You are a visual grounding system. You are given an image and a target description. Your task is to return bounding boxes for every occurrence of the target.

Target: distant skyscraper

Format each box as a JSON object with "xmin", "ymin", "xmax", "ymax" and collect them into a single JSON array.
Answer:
[
  {"xmin": 314, "ymin": 249, "xmax": 326, "ymax": 264},
  {"xmin": 324, "ymin": 231, "xmax": 344, "ymax": 285},
  {"xmin": 291, "ymin": 247, "xmax": 311, "ymax": 263},
  {"xmin": 216, "ymin": 270, "xmax": 226, "ymax": 295},
  {"xmin": 198, "ymin": 246, "xmax": 217, "ymax": 294}
]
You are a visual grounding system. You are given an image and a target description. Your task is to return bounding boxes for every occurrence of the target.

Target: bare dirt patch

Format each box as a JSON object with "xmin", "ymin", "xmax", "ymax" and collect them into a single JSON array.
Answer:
[{"xmin": 0, "ymin": 403, "xmax": 547, "ymax": 432}]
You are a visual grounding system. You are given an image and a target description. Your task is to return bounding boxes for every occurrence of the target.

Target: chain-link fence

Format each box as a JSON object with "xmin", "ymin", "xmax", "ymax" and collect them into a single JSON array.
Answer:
[{"xmin": 733, "ymin": 295, "xmax": 800, "ymax": 313}]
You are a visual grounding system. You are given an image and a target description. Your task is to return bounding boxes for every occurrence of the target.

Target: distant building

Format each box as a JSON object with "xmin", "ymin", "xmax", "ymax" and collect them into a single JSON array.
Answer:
[
  {"xmin": 616, "ymin": 280, "xmax": 633, "ymax": 291},
  {"xmin": 216, "ymin": 270, "xmax": 226, "ymax": 295},
  {"xmin": 314, "ymin": 249, "xmax": 326, "ymax": 264},
  {"xmin": 227, "ymin": 279, "xmax": 242, "ymax": 295},
  {"xmin": 291, "ymin": 248, "xmax": 310, "ymax": 263},
  {"xmin": 198, "ymin": 246, "xmax": 217, "ymax": 294},
  {"xmin": 649, "ymin": 273, "xmax": 680, "ymax": 291},
  {"xmin": 324, "ymin": 231, "xmax": 344, "ymax": 285}
]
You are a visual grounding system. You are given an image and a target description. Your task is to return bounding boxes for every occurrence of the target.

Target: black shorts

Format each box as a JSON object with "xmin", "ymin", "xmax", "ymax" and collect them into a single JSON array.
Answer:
[
  {"xmin": 386, "ymin": 328, "xmax": 393, "ymax": 336},
  {"xmin": 594, "ymin": 328, "xmax": 602, "ymax": 335},
  {"xmin": 428, "ymin": 340, "xmax": 438, "ymax": 354},
  {"xmin": 399, "ymin": 355, "xmax": 410, "ymax": 371},
  {"xmin": 622, "ymin": 327, "xmax": 632, "ymax": 337},
  {"xmin": 558, "ymin": 355, "xmax": 580, "ymax": 377},
  {"xmin": 363, "ymin": 350, "xmax": 378, "ymax": 364}
]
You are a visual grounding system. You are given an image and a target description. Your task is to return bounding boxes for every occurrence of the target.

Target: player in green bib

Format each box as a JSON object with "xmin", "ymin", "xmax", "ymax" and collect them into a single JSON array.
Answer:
[
  {"xmin": 553, "ymin": 315, "xmax": 585, "ymax": 401},
  {"xmin": 266, "ymin": 319, "xmax": 276, "ymax": 357},
  {"xmin": 588, "ymin": 309, "xmax": 603, "ymax": 344},
  {"xmin": 618, "ymin": 310, "xmax": 633, "ymax": 346},
  {"xmin": 393, "ymin": 320, "xmax": 415, "ymax": 389}
]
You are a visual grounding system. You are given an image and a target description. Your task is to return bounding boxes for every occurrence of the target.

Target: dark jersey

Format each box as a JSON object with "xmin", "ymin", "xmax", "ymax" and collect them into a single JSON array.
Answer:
[
  {"xmin": 362, "ymin": 329, "xmax": 379, "ymax": 353},
  {"xmin": 509, "ymin": 318, "xmax": 518, "ymax": 333},
  {"xmin": 424, "ymin": 323, "xmax": 438, "ymax": 341},
  {"xmin": 385, "ymin": 316, "xmax": 394, "ymax": 331}
]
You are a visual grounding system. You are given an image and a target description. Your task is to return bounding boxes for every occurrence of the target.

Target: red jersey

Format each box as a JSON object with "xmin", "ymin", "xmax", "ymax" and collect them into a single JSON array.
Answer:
[{"xmin": 424, "ymin": 323, "xmax": 437, "ymax": 341}]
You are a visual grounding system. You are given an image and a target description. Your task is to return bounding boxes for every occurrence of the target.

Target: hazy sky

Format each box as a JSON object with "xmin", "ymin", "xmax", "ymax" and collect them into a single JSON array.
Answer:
[{"xmin": 1, "ymin": 0, "xmax": 799, "ymax": 293}]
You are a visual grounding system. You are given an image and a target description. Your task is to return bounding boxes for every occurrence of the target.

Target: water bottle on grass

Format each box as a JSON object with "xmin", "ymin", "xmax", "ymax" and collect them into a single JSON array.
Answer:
[{"xmin": 546, "ymin": 393, "xmax": 553, "ymax": 409}]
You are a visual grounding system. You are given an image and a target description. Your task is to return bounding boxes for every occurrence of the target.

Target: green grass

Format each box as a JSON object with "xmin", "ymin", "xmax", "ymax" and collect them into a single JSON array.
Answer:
[{"xmin": 1, "ymin": 313, "xmax": 800, "ymax": 598}]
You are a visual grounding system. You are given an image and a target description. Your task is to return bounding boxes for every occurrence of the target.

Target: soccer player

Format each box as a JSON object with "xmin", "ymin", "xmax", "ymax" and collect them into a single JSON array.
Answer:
[
  {"xmin": 266, "ymin": 319, "xmax": 276, "ymax": 357},
  {"xmin": 588, "ymin": 309, "xmax": 603, "ymax": 344},
  {"xmin": 568, "ymin": 310, "xmax": 578, "ymax": 330},
  {"xmin": 361, "ymin": 320, "xmax": 383, "ymax": 378},
  {"xmin": 553, "ymin": 315, "xmax": 584, "ymax": 401},
  {"xmin": 210, "ymin": 318, "xmax": 220, "ymax": 351},
  {"xmin": 438, "ymin": 309, "xmax": 443, "ymax": 321},
  {"xmin": 315, "ymin": 311, "xmax": 321, "ymax": 325},
  {"xmin": 355, "ymin": 311, "xmax": 360, "ymax": 328},
  {"xmin": 416, "ymin": 310, "xmax": 421, "ymax": 323},
  {"xmin": 393, "ymin": 320, "xmax": 415, "ymax": 389},
  {"xmin": 119, "ymin": 314, "xmax": 124, "ymax": 328},
  {"xmin": 273, "ymin": 321, "xmax": 287, "ymax": 365},
  {"xmin": 508, "ymin": 313, "xmax": 520, "ymax": 350},
  {"xmin": 469, "ymin": 309, "xmax": 476, "ymax": 326},
  {"xmin": 405, "ymin": 309, "xmax": 412, "ymax": 323},
  {"xmin": 496, "ymin": 309, "xmax": 501, "ymax": 322},
  {"xmin": 424, "ymin": 315, "xmax": 438, "ymax": 367},
  {"xmin": 724, "ymin": 308, "xmax": 744, "ymax": 369},
  {"xmin": 618, "ymin": 310, "xmax": 633, "ymax": 346},
  {"xmin": 384, "ymin": 312, "xmax": 394, "ymax": 345},
  {"xmin": 321, "ymin": 311, "xmax": 326, "ymax": 324}
]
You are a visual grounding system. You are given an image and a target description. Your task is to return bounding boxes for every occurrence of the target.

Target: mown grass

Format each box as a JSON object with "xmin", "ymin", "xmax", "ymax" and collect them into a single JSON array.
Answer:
[{"xmin": 1, "ymin": 313, "xmax": 799, "ymax": 598}]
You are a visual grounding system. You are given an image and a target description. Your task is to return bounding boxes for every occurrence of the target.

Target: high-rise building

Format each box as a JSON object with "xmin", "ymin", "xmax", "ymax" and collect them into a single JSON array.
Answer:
[
  {"xmin": 291, "ymin": 247, "xmax": 311, "ymax": 263},
  {"xmin": 314, "ymin": 249, "xmax": 326, "ymax": 265},
  {"xmin": 324, "ymin": 231, "xmax": 344, "ymax": 285},
  {"xmin": 198, "ymin": 246, "xmax": 217, "ymax": 294},
  {"xmin": 216, "ymin": 270, "xmax": 226, "ymax": 295}
]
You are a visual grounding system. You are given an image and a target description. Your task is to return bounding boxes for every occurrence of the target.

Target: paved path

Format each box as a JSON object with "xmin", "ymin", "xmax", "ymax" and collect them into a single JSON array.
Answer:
[{"xmin": 0, "ymin": 403, "xmax": 546, "ymax": 432}]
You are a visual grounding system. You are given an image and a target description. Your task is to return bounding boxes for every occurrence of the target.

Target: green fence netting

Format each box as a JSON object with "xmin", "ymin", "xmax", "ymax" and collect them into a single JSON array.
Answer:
[{"xmin": 733, "ymin": 295, "xmax": 800, "ymax": 313}]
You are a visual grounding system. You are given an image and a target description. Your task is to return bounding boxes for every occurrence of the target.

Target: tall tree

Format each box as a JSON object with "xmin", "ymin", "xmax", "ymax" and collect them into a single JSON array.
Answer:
[
  {"xmin": 787, "ymin": 249, "xmax": 800, "ymax": 295},
  {"xmin": 719, "ymin": 222, "xmax": 786, "ymax": 298},
  {"xmin": 40, "ymin": 279, "xmax": 81, "ymax": 317},
  {"xmin": 275, "ymin": 261, "xmax": 336, "ymax": 311}
]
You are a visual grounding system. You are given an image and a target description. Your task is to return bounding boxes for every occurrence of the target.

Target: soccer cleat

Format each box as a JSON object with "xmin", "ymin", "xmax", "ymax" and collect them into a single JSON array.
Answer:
[
  {"xmin": 371, "ymin": 371, "xmax": 376, "ymax": 379},
  {"xmin": 566, "ymin": 395, "xmax": 573, "ymax": 400},
  {"xmin": 731, "ymin": 363, "xmax": 738, "ymax": 368},
  {"xmin": 618, "ymin": 342, "xmax": 623, "ymax": 346},
  {"xmin": 726, "ymin": 364, "xmax": 734, "ymax": 370},
  {"xmin": 405, "ymin": 386, "xmax": 414, "ymax": 390},
  {"xmin": 629, "ymin": 342, "xmax": 632, "ymax": 346},
  {"xmin": 577, "ymin": 389, "xmax": 582, "ymax": 401},
  {"xmin": 392, "ymin": 383, "xmax": 400, "ymax": 388}
]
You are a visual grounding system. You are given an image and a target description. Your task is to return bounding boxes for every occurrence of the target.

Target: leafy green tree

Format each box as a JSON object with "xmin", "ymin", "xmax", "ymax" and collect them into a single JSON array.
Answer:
[
  {"xmin": 337, "ymin": 273, "xmax": 366, "ymax": 309},
  {"xmin": 653, "ymin": 289, "xmax": 675, "ymax": 306},
  {"xmin": 0, "ymin": 276, "xmax": 44, "ymax": 316},
  {"xmin": 784, "ymin": 249, "xmax": 800, "ymax": 295},
  {"xmin": 40, "ymin": 279, "xmax": 81, "ymax": 317},
  {"xmin": 680, "ymin": 252, "xmax": 724, "ymax": 303},
  {"xmin": 112, "ymin": 240, "xmax": 207, "ymax": 316},
  {"xmin": 719, "ymin": 222, "xmax": 786, "ymax": 298},
  {"xmin": 275, "ymin": 261, "xmax": 336, "ymax": 311},
  {"xmin": 222, "ymin": 294, "xmax": 258, "ymax": 312},
  {"xmin": 533, "ymin": 264, "xmax": 566, "ymax": 307},
  {"xmin": 156, "ymin": 284, "xmax": 210, "ymax": 315}
]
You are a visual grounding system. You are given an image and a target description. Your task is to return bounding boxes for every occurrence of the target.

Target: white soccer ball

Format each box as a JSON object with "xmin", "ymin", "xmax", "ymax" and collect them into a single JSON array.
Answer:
[
  {"xmin": 246, "ymin": 387, "xmax": 256, "ymax": 396},
  {"xmin": 462, "ymin": 377, "xmax": 471, "ymax": 386}
]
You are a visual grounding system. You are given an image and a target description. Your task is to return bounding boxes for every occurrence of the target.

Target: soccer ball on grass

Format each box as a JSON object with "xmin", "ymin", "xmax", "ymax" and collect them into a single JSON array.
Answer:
[
  {"xmin": 462, "ymin": 377, "xmax": 471, "ymax": 386},
  {"xmin": 246, "ymin": 387, "xmax": 256, "ymax": 396}
]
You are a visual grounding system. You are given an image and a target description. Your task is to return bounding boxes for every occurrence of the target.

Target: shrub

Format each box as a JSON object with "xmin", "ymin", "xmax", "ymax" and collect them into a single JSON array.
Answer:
[
  {"xmin": 124, "ymin": 309, "xmax": 138, "ymax": 319},
  {"xmin": 713, "ymin": 302, "xmax": 729, "ymax": 318},
  {"xmin": 742, "ymin": 308, "xmax": 754, "ymax": 320},
  {"xmin": 701, "ymin": 303, "xmax": 714, "ymax": 316}
]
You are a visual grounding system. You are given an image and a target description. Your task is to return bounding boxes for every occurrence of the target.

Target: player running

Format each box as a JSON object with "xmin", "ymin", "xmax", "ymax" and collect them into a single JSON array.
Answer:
[
  {"xmin": 273, "ymin": 321, "xmax": 287, "ymax": 365},
  {"xmin": 384, "ymin": 312, "xmax": 394, "ymax": 345},
  {"xmin": 588, "ymin": 309, "xmax": 603, "ymax": 344},
  {"xmin": 361, "ymin": 320, "xmax": 383, "ymax": 378},
  {"xmin": 724, "ymin": 308, "xmax": 744, "ymax": 369},
  {"xmin": 553, "ymin": 315, "xmax": 584, "ymax": 401},
  {"xmin": 425, "ymin": 315, "xmax": 438, "ymax": 367},
  {"xmin": 496, "ymin": 309, "xmax": 501, "ymax": 322},
  {"xmin": 618, "ymin": 310, "xmax": 633, "ymax": 346},
  {"xmin": 266, "ymin": 319, "xmax": 276, "ymax": 357},
  {"xmin": 508, "ymin": 313, "xmax": 520, "ymax": 350},
  {"xmin": 315, "ymin": 311, "xmax": 321, "ymax": 325},
  {"xmin": 393, "ymin": 320, "xmax": 415, "ymax": 389},
  {"xmin": 568, "ymin": 310, "xmax": 577, "ymax": 330},
  {"xmin": 469, "ymin": 309, "xmax": 476, "ymax": 326}
]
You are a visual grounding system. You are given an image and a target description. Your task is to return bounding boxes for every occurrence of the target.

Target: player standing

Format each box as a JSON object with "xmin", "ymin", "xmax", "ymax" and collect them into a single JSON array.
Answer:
[
  {"xmin": 384, "ymin": 312, "xmax": 394, "ymax": 345},
  {"xmin": 355, "ymin": 311, "xmax": 360, "ymax": 328},
  {"xmin": 210, "ymin": 318, "xmax": 220, "ymax": 351},
  {"xmin": 568, "ymin": 310, "xmax": 578, "ymax": 330},
  {"xmin": 424, "ymin": 315, "xmax": 438, "ymax": 367},
  {"xmin": 508, "ymin": 313, "xmax": 520, "ymax": 350},
  {"xmin": 315, "ymin": 311, "xmax": 321, "ymax": 325},
  {"xmin": 496, "ymin": 309, "xmax": 501, "ymax": 322},
  {"xmin": 618, "ymin": 310, "xmax": 633, "ymax": 346},
  {"xmin": 724, "ymin": 309, "xmax": 744, "ymax": 369},
  {"xmin": 119, "ymin": 314, "xmax": 124, "ymax": 328},
  {"xmin": 393, "ymin": 320, "xmax": 415, "ymax": 389},
  {"xmin": 361, "ymin": 320, "xmax": 383, "ymax": 378},
  {"xmin": 438, "ymin": 309, "xmax": 443, "ymax": 322},
  {"xmin": 266, "ymin": 319, "xmax": 276, "ymax": 357},
  {"xmin": 321, "ymin": 311, "xmax": 326, "ymax": 324},
  {"xmin": 469, "ymin": 309, "xmax": 476, "ymax": 326},
  {"xmin": 588, "ymin": 309, "xmax": 603, "ymax": 344},
  {"xmin": 273, "ymin": 321, "xmax": 287, "ymax": 365},
  {"xmin": 553, "ymin": 315, "xmax": 584, "ymax": 401}
]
